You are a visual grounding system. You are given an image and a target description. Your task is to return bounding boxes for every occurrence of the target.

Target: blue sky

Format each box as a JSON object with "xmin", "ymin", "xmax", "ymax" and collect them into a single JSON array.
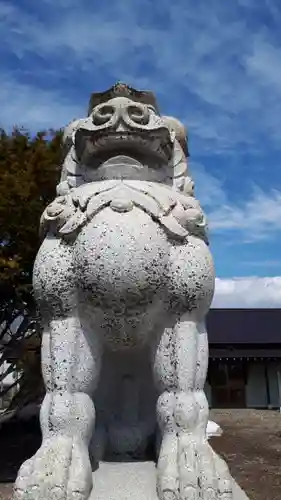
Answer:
[{"xmin": 1, "ymin": 0, "xmax": 281, "ymax": 306}]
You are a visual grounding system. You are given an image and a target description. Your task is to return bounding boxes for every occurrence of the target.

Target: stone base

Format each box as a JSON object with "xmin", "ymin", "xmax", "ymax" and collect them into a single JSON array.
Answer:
[{"xmin": 90, "ymin": 461, "xmax": 250, "ymax": 500}]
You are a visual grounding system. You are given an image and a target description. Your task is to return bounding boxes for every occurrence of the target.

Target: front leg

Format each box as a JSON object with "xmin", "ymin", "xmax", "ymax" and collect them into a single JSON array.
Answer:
[
  {"xmin": 152, "ymin": 315, "xmax": 233, "ymax": 500},
  {"xmin": 13, "ymin": 238, "xmax": 102, "ymax": 500}
]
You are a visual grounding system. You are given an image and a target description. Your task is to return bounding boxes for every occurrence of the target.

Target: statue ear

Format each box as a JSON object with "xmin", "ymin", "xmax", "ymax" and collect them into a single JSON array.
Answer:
[{"xmin": 162, "ymin": 116, "xmax": 189, "ymax": 157}]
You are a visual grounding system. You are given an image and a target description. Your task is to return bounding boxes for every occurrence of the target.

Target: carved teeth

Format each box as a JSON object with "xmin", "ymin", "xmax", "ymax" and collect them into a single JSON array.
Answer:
[{"xmin": 77, "ymin": 128, "xmax": 173, "ymax": 163}]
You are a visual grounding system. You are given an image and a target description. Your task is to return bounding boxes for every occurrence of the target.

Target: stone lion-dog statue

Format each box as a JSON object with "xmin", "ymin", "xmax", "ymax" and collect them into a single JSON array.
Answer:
[{"xmin": 14, "ymin": 83, "xmax": 232, "ymax": 500}]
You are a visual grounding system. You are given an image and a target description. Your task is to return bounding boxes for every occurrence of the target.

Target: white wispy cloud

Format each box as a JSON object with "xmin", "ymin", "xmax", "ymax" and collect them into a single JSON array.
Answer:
[
  {"xmin": 191, "ymin": 162, "xmax": 227, "ymax": 208},
  {"xmin": 0, "ymin": 0, "xmax": 281, "ymax": 152},
  {"xmin": 1, "ymin": 0, "xmax": 281, "ymax": 266},
  {"xmin": 209, "ymin": 187, "xmax": 281, "ymax": 242},
  {"xmin": 246, "ymin": 38, "xmax": 281, "ymax": 90},
  {"xmin": 0, "ymin": 76, "xmax": 81, "ymax": 130},
  {"xmin": 191, "ymin": 162, "xmax": 281, "ymax": 242},
  {"xmin": 213, "ymin": 276, "xmax": 281, "ymax": 307}
]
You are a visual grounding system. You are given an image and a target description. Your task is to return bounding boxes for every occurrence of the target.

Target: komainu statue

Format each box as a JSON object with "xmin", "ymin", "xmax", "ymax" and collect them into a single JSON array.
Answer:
[{"xmin": 14, "ymin": 83, "xmax": 233, "ymax": 500}]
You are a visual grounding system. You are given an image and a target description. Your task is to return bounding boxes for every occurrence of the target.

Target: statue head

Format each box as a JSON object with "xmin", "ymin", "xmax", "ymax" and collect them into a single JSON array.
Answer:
[{"xmin": 59, "ymin": 83, "xmax": 189, "ymax": 192}]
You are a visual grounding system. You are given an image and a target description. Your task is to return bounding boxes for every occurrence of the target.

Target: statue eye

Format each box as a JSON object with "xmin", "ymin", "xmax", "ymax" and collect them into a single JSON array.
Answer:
[
  {"xmin": 92, "ymin": 105, "xmax": 115, "ymax": 125},
  {"xmin": 98, "ymin": 105, "xmax": 115, "ymax": 116},
  {"xmin": 127, "ymin": 105, "xmax": 149, "ymax": 125}
]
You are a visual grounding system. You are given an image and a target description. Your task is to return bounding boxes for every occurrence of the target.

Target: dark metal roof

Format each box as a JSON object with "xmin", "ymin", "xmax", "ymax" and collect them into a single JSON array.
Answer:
[
  {"xmin": 209, "ymin": 347, "xmax": 281, "ymax": 358},
  {"xmin": 207, "ymin": 308, "xmax": 281, "ymax": 344}
]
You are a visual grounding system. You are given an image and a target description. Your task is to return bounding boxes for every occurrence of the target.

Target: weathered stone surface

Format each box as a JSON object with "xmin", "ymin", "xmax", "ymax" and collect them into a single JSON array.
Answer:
[
  {"xmin": 90, "ymin": 462, "xmax": 250, "ymax": 500},
  {"xmin": 13, "ymin": 83, "xmax": 235, "ymax": 500}
]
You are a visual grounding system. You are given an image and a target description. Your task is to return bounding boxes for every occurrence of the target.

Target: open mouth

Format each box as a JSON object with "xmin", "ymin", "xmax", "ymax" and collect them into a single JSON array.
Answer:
[{"xmin": 74, "ymin": 128, "xmax": 173, "ymax": 168}]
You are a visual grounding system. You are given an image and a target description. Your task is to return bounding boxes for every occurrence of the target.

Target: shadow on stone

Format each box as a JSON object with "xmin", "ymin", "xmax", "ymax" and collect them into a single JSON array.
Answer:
[{"xmin": 0, "ymin": 416, "xmax": 41, "ymax": 483}]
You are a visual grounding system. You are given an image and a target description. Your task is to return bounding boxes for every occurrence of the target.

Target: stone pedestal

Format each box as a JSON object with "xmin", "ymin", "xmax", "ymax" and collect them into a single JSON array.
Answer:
[{"xmin": 90, "ymin": 462, "xmax": 250, "ymax": 500}]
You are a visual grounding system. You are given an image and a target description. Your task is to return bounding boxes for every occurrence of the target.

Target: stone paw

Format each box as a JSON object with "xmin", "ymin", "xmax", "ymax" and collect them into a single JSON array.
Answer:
[
  {"xmin": 13, "ymin": 435, "xmax": 93, "ymax": 500},
  {"xmin": 157, "ymin": 439, "xmax": 233, "ymax": 500}
]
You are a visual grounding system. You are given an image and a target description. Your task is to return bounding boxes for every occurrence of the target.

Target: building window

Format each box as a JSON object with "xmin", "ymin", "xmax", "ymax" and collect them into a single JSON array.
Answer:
[{"xmin": 208, "ymin": 359, "xmax": 247, "ymax": 408}]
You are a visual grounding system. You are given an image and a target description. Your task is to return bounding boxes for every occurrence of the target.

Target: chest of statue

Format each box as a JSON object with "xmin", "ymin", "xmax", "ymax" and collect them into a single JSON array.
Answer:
[{"xmin": 72, "ymin": 204, "xmax": 170, "ymax": 308}]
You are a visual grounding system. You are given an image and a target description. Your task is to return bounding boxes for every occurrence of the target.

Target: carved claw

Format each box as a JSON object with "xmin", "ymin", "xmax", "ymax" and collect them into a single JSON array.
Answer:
[
  {"xmin": 13, "ymin": 436, "xmax": 93, "ymax": 500},
  {"xmin": 157, "ymin": 440, "xmax": 232, "ymax": 500}
]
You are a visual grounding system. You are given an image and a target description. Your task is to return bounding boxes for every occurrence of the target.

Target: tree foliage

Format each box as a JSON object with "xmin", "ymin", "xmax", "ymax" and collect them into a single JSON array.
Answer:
[
  {"xmin": 0, "ymin": 127, "xmax": 62, "ymax": 286},
  {"xmin": 0, "ymin": 127, "xmax": 63, "ymax": 418}
]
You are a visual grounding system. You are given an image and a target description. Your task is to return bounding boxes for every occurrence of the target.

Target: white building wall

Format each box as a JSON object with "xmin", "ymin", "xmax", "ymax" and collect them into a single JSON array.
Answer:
[
  {"xmin": 0, "ymin": 361, "xmax": 15, "ymax": 385},
  {"xmin": 0, "ymin": 361, "xmax": 19, "ymax": 410}
]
